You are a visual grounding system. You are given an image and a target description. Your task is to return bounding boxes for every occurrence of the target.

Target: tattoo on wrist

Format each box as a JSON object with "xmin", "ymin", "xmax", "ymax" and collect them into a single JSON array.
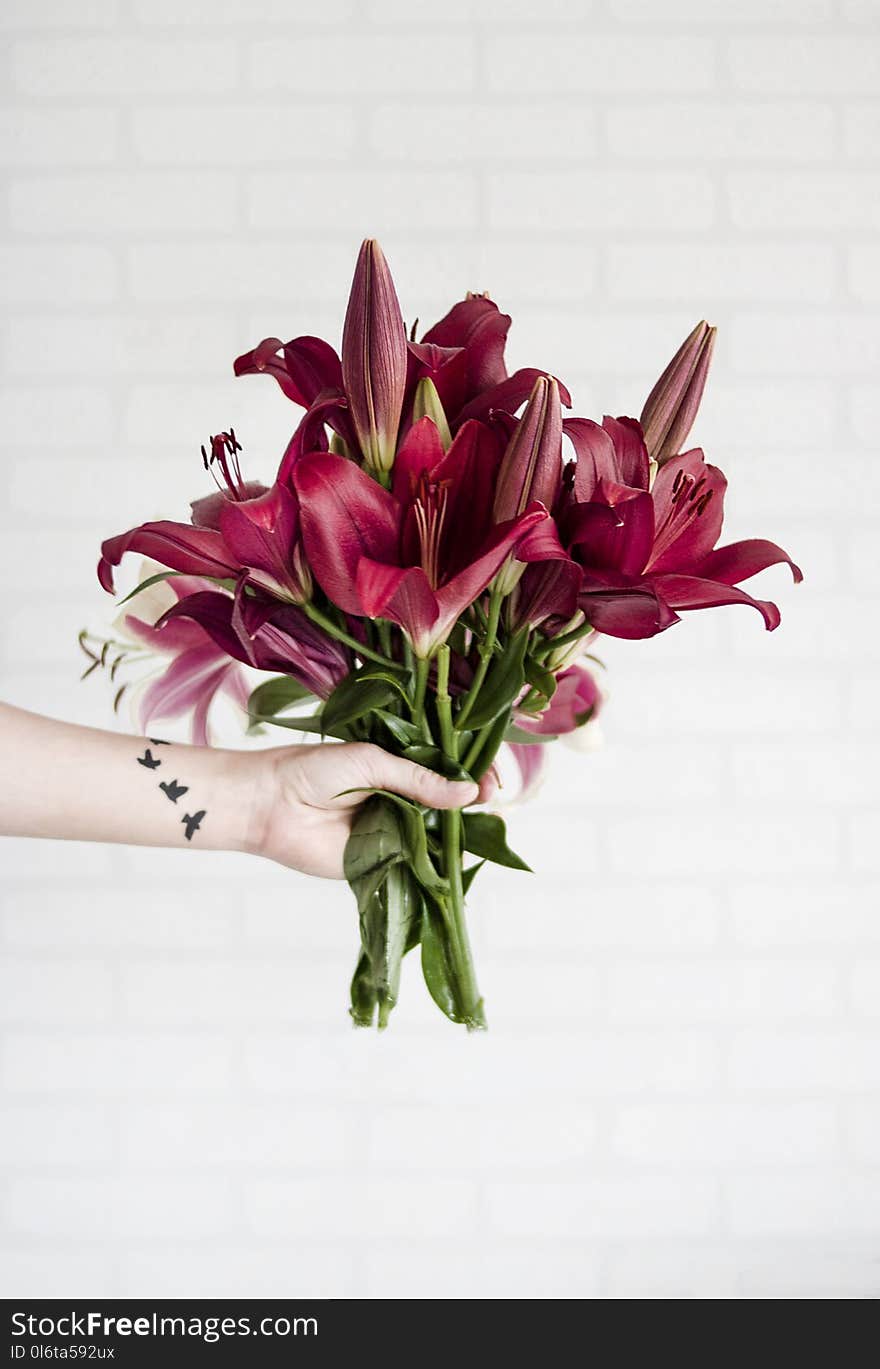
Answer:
[{"xmin": 134, "ymin": 741, "xmax": 208, "ymax": 842}]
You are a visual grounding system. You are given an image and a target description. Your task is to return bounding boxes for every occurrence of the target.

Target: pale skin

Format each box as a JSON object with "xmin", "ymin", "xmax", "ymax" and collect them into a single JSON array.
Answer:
[{"xmin": 0, "ymin": 703, "xmax": 493, "ymax": 880}]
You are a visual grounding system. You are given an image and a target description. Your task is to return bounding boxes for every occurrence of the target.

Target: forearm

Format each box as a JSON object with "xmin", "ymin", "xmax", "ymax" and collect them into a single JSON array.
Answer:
[{"xmin": 0, "ymin": 703, "xmax": 258, "ymax": 853}]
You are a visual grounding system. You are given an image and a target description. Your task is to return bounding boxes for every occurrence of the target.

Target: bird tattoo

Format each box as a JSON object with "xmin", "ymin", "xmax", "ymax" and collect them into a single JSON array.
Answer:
[
  {"xmin": 182, "ymin": 810, "xmax": 206, "ymax": 841},
  {"xmin": 159, "ymin": 778, "xmax": 188, "ymax": 803},
  {"xmin": 137, "ymin": 749, "xmax": 161, "ymax": 769}
]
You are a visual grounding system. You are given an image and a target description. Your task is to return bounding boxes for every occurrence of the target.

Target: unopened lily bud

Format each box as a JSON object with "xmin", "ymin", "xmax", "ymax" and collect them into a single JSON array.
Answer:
[
  {"xmin": 640, "ymin": 320, "xmax": 716, "ymax": 465},
  {"xmin": 412, "ymin": 377, "xmax": 452, "ymax": 451},
  {"xmin": 493, "ymin": 375, "xmax": 563, "ymax": 523},
  {"xmin": 341, "ymin": 239, "xmax": 408, "ymax": 477}
]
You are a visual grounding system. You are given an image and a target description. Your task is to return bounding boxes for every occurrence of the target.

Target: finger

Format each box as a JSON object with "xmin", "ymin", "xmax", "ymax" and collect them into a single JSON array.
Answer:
[
  {"xmin": 358, "ymin": 746, "xmax": 479, "ymax": 810},
  {"xmin": 476, "ymin": 768, "xmax": 499, "ymax": 805}
]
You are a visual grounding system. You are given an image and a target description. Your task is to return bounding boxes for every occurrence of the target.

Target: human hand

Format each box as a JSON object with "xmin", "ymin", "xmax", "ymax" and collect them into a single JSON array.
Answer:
[{"xmin": 244, "ymin": 741, "xmax": 495, "ymax": 879}]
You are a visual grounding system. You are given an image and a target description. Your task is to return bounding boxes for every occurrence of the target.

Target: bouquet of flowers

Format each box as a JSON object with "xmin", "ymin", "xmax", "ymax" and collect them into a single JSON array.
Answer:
[{"xmin": 92, "ymin": 240, "xmax": 800, "ymax": 1030}]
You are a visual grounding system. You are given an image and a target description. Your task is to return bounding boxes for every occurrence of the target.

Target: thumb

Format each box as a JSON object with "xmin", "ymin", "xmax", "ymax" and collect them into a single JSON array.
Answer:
[{"xmin": 358, "ymin": 746, "xmax": 478, "ymax": 810}]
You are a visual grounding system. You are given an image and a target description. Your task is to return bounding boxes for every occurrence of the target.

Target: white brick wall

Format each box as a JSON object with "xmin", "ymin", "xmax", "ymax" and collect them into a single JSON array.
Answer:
[{"xmin": 0, "ymin": 0, "xmax": 876, "ymax": 1301}]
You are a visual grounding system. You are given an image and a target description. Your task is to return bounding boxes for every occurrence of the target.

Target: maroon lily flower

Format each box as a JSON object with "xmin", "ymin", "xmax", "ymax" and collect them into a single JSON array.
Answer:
[
  {"xmin": 293, "ymin": 417, "xmax": 547, "ymax": 657},
  {"xmin": 99, "ymin": 432, "xmax": 310, "ymax": 605},
  {"xmin": 566, "ymin": 441, "xmax": 802, "ymax": 638}
]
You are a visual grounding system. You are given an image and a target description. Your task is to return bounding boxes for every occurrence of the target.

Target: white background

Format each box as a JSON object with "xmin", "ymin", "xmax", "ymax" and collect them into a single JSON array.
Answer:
[{"xmin": 0, "ymin": 0, "xmax": 877, "ymax": 1300}]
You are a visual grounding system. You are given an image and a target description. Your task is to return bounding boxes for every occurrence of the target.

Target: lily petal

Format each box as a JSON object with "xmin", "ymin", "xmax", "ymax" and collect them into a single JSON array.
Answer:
[
  {"xmin": 422, "ymin": 294, "xmax": 511, "ymax": 392},
  {"xmin": 458, "ymin": 368, "xmax": 572, "ymax": 427},
  {"xmin": 651, "ymin": 572, "xmax": 783, "ymax": 630},
  {"xmin": 579, "ymin": 573, "xmax": 680, "ymax": 639},
  {"xmin": 647, "ymin": 449, "xmax": 725, "ymax": 573},
  {"xmin": 293, "ymin": 452, "xmax": 400, "ymax": 615},
  {"xmin": 98, "ymin": 520, "xmax": 236, "ymax": 594},
  {"xmin": 692, "ymin": 538, "xmax": 803, "ymax": 587},
  {"xmin": 355, "ymin": 557, "xmax": 439, "ymax": 656}
]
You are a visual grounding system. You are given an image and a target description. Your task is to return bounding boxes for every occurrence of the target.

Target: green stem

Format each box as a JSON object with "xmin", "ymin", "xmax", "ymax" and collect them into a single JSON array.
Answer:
[
  {"xmin": 304, "ymin": 602, "xmax": 396, "ymax": 668},
  {"xmin": 412, "ymin": 655, "xmax": 432, "ymax": 743},
  {"xmin": 435, "ymin": 645, "xmax": 456, "ymax": 760},
  {"xmin": 456, "ymin": 587, "xmax": 503, "ymax": 731},
  {"xmin": 434, "ymin": 645, "xmax": 484, "ymax": 1028},
  {"xmin": 440, "ymin": 808, "xmax": 484, "ymax": 1029},
  {"xmin": 533, "ymin": 623, "xmax": 591, "ymax": 659}
]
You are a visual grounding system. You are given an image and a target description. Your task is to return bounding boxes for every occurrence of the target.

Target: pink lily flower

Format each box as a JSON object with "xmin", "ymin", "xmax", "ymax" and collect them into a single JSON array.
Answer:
[
  {"xmin": 159, "ymin": 589, "xmax": 350, "ymax": 700},
  {"xmin": 508, "ymin": 663, "xmax": 604, "ymax": 802},
  {"xmin": 120, "ymin": 573, "xmax": 250, "ymax": 747}
]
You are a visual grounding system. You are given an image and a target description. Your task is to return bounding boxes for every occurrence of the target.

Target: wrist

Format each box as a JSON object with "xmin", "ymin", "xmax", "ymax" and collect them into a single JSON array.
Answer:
[
  {"xmin": 234, "ymin": 748, "xmax": 279, "ymax": 859},
  {"xmin": 204, "ymin": 747, "xmax": 272, "ymax": 857}
]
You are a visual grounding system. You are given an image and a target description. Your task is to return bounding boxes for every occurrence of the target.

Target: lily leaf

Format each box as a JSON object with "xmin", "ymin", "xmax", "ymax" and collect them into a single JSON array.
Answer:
[
  {"xmin": 462, "ymin": 860, "xmax": 485, "ymax": 896},
  {"xmin": 322, "ymin": 672, "xmax": 396, "ymax": 732},
  {"xmin": 456, "ymin": 629, "xmax": 528, "ymax": 732},
  {"xmin": 116, "ymin": 570, "xmax": 187, "ymax": 606},
  {"xmin": 402, "ymin": 744, "xmax": 474, "ymax": 783},
  {"xmin": 358, "ymin": 667, "xmax": 412, "ymax": 704},
  {"xmin": 344, "ymin": 798, "xmax": 425, "ymax": 1029},
  {"xmin": 420, "ymin": 902, "xmax": 465, "ymax": 1025},
  {"xmin": 466, "ymin": 710, "xmax": 510, "ymax": 780},
  {"xmin": 504, "ymin": 723, "xmax": 559, "ymax": 745},
  {"xmin": 338, "ymin": 788, "xmax": 447, "ymax": 898},
  {"xmin": 376, "ymin": 710, "xmax": 423, "ymax": 748},
  {"xmin": 462, "ymin": 811, "xmax": 531, "ymax": 872},
  {"xmin": 255, "ymin": 711, "xmax": 354, "ymax": 742},
  {"xmin": 247, "ymin": 675, "xmax": 314, "ymax": 723}
]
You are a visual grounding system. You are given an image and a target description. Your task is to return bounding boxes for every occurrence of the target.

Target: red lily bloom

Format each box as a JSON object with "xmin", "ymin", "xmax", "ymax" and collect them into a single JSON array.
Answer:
[
  {"xmin": 416, "ymin": 292, "xmax": 572, "ymax": 430},
  {"xmin": 562, "ymin": 425, "xmax": 802, "ymax": 637},
  {"xmin": 98, "ymin": 432, "xmax": 310, "ymax": 605},
  {"xmin": 293, "ymin": 417, "xmax": 547, "ymax": 658},
  {"xmin": 234, "ymin": 246, "xmax": 573, "ymax": 475}
]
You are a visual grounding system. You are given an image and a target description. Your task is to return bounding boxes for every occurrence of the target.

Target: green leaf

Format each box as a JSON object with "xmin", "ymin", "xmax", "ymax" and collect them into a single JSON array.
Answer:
[
  {"xmin": 504, "ymin": 723, "xmax": 558, "ymax": 745},
  {"xmin": 339, "ymin": 789, "xmax": 447, "ymax": 899},
  {"xmin": 524, "ymin": 657, "xmax": 558, "ymax": 701},
  {"xmin": 466, "ymin": 709, "xmax": 511, "ymax": 780},
  {"xmin": 461, "ymin": 860, "xmax": 485, "ymax": 897},
  {"xmin": 344, "ymin": 800, "xmax": 423, "ymax": 1030},
  {"xmin": 402, "ymin": 745, "xmax": 474, "ymax": 783},
  {"xmin": 322, "ymin": 672, "xmax": 396, "ymax": 732},
  {"xmin": 462, "ymin": 811, "xmax": 531, "ymax": 872},
  {"xmin": 344, "ymin": 795, "xmax": 405, "ymax": 894},
  {"xmin": 456, "ymin": 629, "xmax": 528, "ymax": 732},
  {"xmin": 376, "ymin": 710, "xmax": 423, "ymax": 748},
  {"xmin": 256, "ymin": 712, "xmax": 353, "ymax": 741},
  {"xmin": 358, "ymin": 668, "xmax": 412, "ymax": 707},
  {"xmin": 116, "ymin": 570, "xmax": 187, "ymax": 605},
  {"xmin": 420, "ymin": 902, "xmax": 465, "ymax": 1025},
  {"xmin": 247, "ymin": 675, "xmax": 314, "ymax": 723},
  {"xmin": 349, "ymin": 950, "xmax": 377, "ymax": 1028}
]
